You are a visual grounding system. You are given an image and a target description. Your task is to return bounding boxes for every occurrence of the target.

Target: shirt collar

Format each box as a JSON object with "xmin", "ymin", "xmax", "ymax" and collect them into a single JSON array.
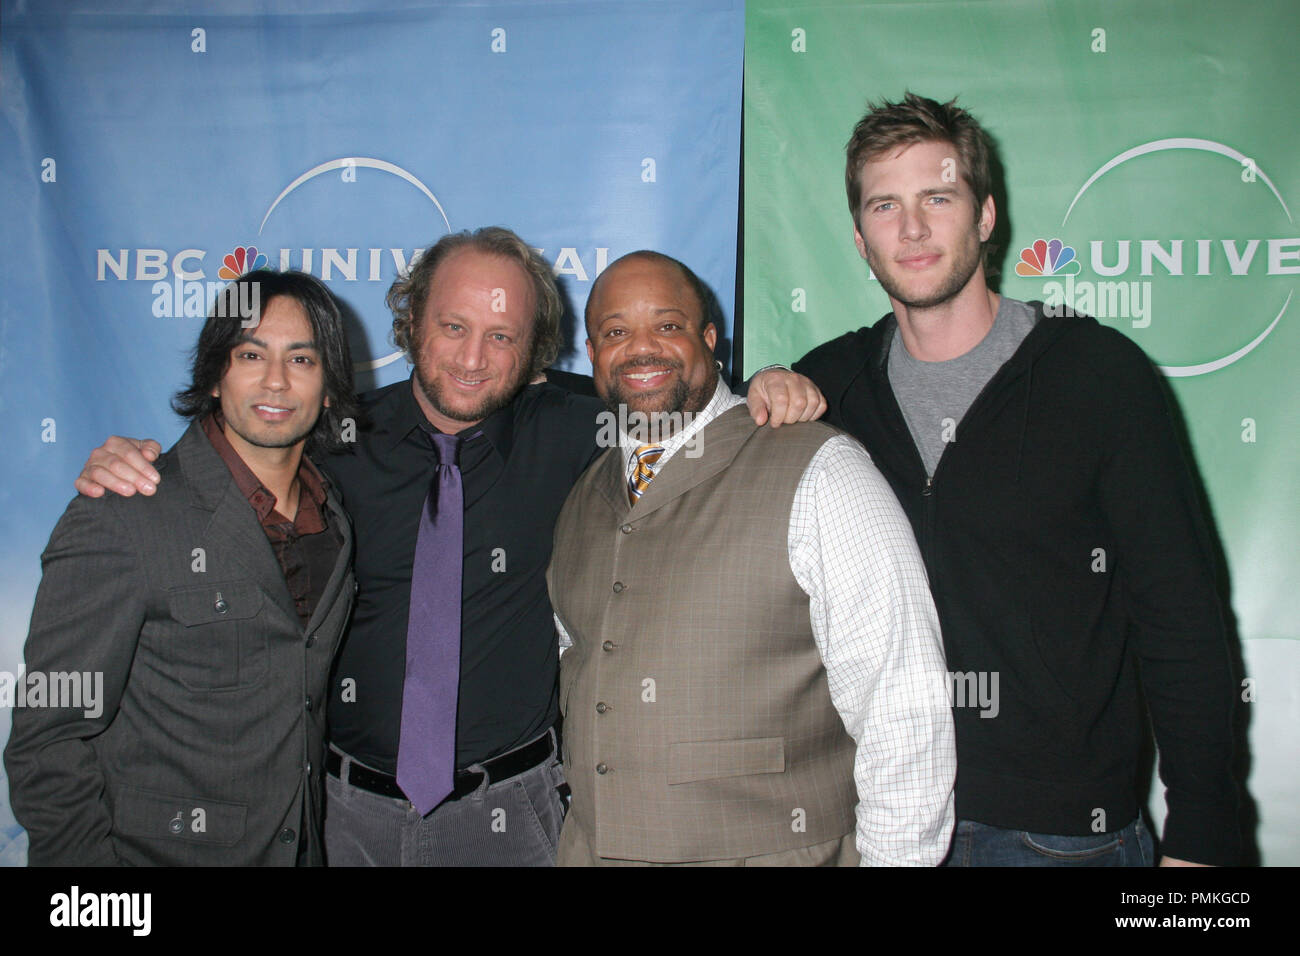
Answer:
[
  {"xmin": 386, "ymin": 372, "xmax": 516, "ymax": 461},
  {"xmin": 200, "ymin": 412, "xmax": 330, "ymax": 527},
  {"xmin": 618, "ymin": 377, "xmax": 742, "ymax": 472}
]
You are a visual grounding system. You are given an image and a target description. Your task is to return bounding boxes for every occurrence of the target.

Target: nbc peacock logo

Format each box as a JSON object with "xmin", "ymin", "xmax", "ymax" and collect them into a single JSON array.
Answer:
[
  {"xmin": 217, "ymin": 245, "xmax": 269, "ymax": 280},
  {"xmin": 1014, "ymin": 239, "xmax": 1080, "ymax": 277},
  {"xmin": 1016, "ymin": 137, "xmax": 1296, "ymax": 377}
]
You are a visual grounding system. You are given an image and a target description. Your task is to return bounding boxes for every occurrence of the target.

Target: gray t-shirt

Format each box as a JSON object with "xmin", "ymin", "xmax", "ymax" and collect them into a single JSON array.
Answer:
[{"xmin": 888, "ymin": 296, "xmax": 1036, "ymax": 476}]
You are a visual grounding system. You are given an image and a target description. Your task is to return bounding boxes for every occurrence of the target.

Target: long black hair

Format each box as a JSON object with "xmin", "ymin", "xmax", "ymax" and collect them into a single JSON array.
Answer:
[{"xmin": 172, "ymin": 269, "xmax": 360, "ymax": 455}]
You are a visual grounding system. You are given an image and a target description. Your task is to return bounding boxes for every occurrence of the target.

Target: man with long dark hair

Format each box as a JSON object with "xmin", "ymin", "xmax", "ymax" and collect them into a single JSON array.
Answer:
[{"xmin": 5, "ymin": 270, "xmax": 359, "ymax": 865}]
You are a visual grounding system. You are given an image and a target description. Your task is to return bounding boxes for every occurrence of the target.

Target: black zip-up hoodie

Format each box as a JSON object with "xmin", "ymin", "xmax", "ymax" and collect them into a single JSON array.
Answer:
[{"xmin": 793, "ymin": 300, "xmax": 1240, "ymax": 865}]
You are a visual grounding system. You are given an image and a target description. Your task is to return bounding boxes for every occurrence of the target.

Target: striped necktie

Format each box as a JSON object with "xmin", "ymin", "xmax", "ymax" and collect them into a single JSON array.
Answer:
[{"xmin": 627, "ymin": 444, "xmax": 665, "ymax": 505}]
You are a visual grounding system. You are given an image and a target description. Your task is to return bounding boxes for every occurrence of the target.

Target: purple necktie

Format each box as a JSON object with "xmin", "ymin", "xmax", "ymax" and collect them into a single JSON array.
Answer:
[{"xmin": 397, "ymin": 429, "xmax": 464, "ymax": 815}]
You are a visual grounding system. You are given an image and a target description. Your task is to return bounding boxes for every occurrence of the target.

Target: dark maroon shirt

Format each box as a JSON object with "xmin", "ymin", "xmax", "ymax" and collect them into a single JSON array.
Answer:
[{"xmin": 201, "ymin": 414, "xmax": 342, "ymax": 629}]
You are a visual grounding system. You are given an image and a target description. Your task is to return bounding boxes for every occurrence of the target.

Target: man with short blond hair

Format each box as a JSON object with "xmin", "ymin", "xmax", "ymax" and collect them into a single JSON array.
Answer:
[{"xmin": 754, "ymin": 92, "xmax": 1242, "ymax": 866}]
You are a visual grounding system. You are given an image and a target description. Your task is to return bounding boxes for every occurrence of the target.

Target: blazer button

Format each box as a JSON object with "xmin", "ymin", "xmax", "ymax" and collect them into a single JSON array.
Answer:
[
  {"xmin": 595, "ymin": 762, "xmax": 608, "ymax": 775},
  {"xmin": 305, "ymin": 634, "xmax": 316, "ymax": 648},
  {"xmin": 304, "ymin": 696, "xmax": 314, "ymax": 712},
  {"xmin": 595, "ymin": 701, "xmax": 609, "ymax": 714},
  {"xmin": 601, "ymin": 640, "xmax": 615, "ymax": 652},
  {"xmin": 611, "ymin": 581, "xmax": 625, "ymax": 593},
  {"xmin": 214, "ymin": 592, "xmax": 228, "ymax": 614},
  {"xmin": 620, "ymin": 524, "xmax": 633, "ymax": 534},
  {"xmin": 168, "ymin": 814, "xmax": 184, "ymax": 834},
  {"xmin": 278, "ymin": 828, "xmax": 296, "ymax": 845}
]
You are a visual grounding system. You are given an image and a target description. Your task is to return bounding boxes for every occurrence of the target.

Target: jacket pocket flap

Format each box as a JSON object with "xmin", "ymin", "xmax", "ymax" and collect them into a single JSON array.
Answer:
[
  {"xmin": 667, "ymin": 737, "xmax": 785, "ymax": 785},
  {"xmin": 167, "ymin": 582, "xmax": 264, "ymax": 626},
  {"xmin": 112, "ymin": 786, "xmax": 247, "ymax": 846}
]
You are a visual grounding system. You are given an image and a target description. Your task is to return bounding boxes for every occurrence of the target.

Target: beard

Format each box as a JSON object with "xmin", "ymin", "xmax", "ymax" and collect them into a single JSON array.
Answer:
[
  {"xmin": 600, "ymin": 355, "xmax": 717, "ymax": 420},
  {"xmin": 414, "ymin": 359, "xmax": 531, "ymax": 425},
  {"xmin": 866, "ymin": 233, "xmax": 984, "ymax": 311}
]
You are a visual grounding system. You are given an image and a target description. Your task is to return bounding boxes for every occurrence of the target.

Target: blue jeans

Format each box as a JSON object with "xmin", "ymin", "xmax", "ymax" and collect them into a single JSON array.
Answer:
[{"xmin": 942, "ymin": 816, "xmax": 1154, "ymax": 867}]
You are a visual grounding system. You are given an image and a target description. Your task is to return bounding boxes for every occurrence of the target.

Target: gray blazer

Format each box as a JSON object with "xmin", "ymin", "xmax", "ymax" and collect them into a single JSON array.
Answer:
[{"xmin": 4, "ymin": 422, "xmax": 355, "ymax": 865}]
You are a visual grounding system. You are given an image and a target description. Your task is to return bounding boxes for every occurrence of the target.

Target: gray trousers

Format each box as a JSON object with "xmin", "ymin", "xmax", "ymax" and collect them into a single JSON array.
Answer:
[{"xmin": 324, "ymin": 733, "xmax": 566, "ymax": 867}]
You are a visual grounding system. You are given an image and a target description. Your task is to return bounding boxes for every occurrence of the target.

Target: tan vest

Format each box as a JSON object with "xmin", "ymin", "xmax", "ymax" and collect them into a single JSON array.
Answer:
[{"xmin": 548, "ymin": 405, "xmax": 858, "ymax": 863}]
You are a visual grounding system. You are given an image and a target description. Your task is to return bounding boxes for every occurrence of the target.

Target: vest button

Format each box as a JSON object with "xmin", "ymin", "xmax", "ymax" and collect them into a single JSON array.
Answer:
[
  {"xmin": 305, "ymin": 634, "xmax": 316, "ymax": 648},
  {"xmin": 620, "ymin": 524, "xmax": 633, "ymax": 534},
  {"xmin": 612, "ymin": 581, "xmax": 625, "ymax": 593},
  {"xmin": 595, "ymin": 763, "xmax": 608, "ymax": 775},
  {"xmin": 596, "ymin": 701, "xmax": 608, "ymax": 714},
  {"xmin": 305, "ymin": 696, "xmax": 313, "ymax": 712},
  {"xmin": 601, "ymin": 640, "xmax": 615, "ymax": 652}
]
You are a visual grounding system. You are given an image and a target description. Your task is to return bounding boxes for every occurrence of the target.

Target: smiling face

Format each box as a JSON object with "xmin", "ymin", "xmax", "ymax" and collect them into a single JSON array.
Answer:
[
  {"xmin": 213, "ymin": 295, "xmax": 327, "ymax": 460},
  {"xmin": 585, "ymin": 254, "xmax": 718, "ymax": 420},
  {"xmin": 411, "ymin": 248, "xmax": 535, "ymax": 433},
  {"xmin": 852, "ymin": 139, "xmax": 995, "ymax": 313}
]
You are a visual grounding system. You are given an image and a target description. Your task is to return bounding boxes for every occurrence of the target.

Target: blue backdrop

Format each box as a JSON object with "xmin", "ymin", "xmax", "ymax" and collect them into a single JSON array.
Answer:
[{"xmin": 0, "ymin": 0, "xmax": 744, "ymax": 865}]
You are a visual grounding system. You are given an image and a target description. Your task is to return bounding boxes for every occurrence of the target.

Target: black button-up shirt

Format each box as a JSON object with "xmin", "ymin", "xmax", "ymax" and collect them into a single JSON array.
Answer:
[{"xmin": 324, "ymin": 375, "xmax": 602, "ymax": 773}]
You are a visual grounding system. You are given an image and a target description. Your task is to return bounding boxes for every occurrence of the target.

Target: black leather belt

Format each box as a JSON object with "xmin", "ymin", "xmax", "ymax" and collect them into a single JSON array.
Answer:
[{"xmin": 326, "ymin": 733, "xmax": 554, "ymax": 807}]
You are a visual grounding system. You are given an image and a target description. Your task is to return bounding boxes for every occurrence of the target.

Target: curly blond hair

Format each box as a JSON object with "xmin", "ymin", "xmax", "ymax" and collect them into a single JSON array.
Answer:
[{"xmin": 387, "ymin": 227, "xmax": 561, "ymax": 376}]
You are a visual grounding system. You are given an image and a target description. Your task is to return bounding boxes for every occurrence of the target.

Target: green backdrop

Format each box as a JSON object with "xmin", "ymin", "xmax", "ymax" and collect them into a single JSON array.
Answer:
[{"xmin": 744, "ymin": 0, "xmax": 1299, "ymax": 863}]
